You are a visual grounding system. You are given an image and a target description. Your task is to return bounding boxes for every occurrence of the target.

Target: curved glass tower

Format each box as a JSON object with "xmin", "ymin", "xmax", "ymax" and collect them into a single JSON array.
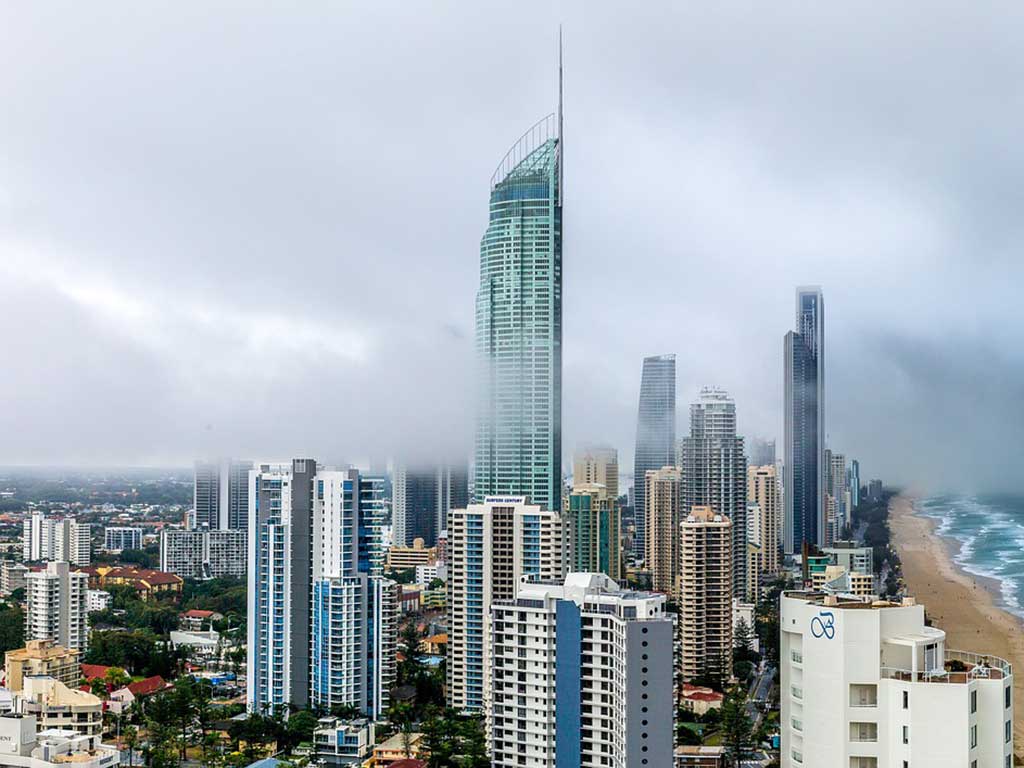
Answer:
[{"xmin": 474, "ymin": 114, "xmax": 562, "ymax": 511}]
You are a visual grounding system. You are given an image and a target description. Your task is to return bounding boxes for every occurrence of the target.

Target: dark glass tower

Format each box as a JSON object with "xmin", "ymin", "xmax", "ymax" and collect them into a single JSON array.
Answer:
[
  {"xmin": 784, "ymin": 287, "xmax": 825, "ymax": 553},
  {"xmin": 632, "ymin": 354, "xmax": 676, "ymax": 561},
  {"xmin": 393, "ymin": 464, "xmax": 469, "ymax": 547}
]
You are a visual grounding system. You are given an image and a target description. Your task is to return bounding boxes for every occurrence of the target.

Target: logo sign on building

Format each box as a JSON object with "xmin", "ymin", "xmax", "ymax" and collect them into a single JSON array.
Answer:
[
  {"xmin": 484, "ymin": 496, "xmax": 526, "ymax": 505},
  {"xmin": 810, "ymin": 610, "xmax": 836, "ymax": 639}
]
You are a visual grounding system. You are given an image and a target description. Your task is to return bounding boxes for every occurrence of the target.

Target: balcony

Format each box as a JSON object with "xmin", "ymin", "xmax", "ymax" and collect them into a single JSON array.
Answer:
[{"xmin": 880, "ymin": 650, "xmax": 1012, "ymax": 684}]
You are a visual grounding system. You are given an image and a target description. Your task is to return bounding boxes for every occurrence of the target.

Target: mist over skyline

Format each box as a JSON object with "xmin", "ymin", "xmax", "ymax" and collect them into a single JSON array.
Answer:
[{"xmin": 2, "ymin": 3, "xmax": 1022, "ymax": 493}]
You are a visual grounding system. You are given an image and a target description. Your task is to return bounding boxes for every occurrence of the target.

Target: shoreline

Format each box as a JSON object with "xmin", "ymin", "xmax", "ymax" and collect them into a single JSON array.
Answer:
[{"xmin": 889, "ymin": 493, "xmax": 1024, "ymax": 755}]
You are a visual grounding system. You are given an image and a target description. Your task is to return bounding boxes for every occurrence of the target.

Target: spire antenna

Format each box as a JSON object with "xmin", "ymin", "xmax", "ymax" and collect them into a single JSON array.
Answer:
[{"xmin": 558, "ymin": 25, "xmax": 564, "ymax": 204}]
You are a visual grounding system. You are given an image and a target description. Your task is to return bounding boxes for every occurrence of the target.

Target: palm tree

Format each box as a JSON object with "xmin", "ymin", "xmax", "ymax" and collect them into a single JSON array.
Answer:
[{"xmin": 123, "ymin": 726, "xmax": 139, "ymax": 767}]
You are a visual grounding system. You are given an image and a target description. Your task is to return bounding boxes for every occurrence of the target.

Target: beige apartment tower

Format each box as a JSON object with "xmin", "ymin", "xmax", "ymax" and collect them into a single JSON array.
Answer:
[
  {"xmin": 747, "ymin": 464, "xmax": 782, "ymax": 577},
  {"xmin": 677, "ymin": 506, "xmax": 733, "ymax": 684},
  {"xmin": 572, "ymin": 446, "xmax": 619, "ymax": 501},
  {"xmin": 645, "ymin": 466, "xmax": 681, "ymax": 594}
]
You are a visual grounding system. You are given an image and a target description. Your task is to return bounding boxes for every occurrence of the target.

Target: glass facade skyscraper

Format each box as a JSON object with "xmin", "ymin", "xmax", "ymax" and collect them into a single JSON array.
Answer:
[
  {"xmin": 474, "ymin": 115, "xmax": 562, "ymax": 511},
  {"xmin": 632, "ymin": 354, "xmax": 676, "ymax": 560},
  {"xmin": 784, "ymin": 287, "xmax": 825, "ymax": 553},
  {"xmin": 393, "ymin": 464, "xmax": 469, "ymax": 547}
]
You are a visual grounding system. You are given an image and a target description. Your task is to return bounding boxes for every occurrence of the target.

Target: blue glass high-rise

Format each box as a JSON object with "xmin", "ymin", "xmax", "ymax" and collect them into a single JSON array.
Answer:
[
  {"xmin": 784, "ymin": 287, "xmax": 825, "ymax": 552},
  {"xmin": 632, "ymin": 354, "xmax": 676, "ymax": 561}
]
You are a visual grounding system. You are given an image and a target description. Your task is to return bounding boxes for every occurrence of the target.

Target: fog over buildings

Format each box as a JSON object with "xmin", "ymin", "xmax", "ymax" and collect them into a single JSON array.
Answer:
[{"xmin": 1, "ymin": 2, "xmax": 1023, "ymax": 493}]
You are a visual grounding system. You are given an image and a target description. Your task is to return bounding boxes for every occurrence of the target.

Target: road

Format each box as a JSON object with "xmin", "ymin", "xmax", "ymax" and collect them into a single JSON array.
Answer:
[{"xmin": 746, "ymin": 659, "xmax": 775, "ymax": 727}]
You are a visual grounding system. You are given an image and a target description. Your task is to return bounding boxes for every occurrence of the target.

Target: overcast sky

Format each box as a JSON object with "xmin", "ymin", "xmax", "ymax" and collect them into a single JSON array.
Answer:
[{"xmin": 2, "ymin": 2, "xmax": 1022, "ymax": 493}]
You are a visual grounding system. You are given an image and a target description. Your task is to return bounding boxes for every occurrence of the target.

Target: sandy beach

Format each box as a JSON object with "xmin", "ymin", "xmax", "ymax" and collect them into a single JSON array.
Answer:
[{"xmin": 890, "ymin": 493, "xmax": 1024, "ymax": 756}]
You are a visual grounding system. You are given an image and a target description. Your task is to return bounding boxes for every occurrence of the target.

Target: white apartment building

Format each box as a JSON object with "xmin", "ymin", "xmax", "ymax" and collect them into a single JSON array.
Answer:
[
  {"xmin": 247, "ymin": 461, "xmax": 395, "ymax": 719},
  {"xmin": 0, "ymin": 715, "xmax": 119, "ymax": 768},
  {"xmin": 1, "ymin": 563, "xmax": 28, "ymax": 597},
  {"xmin": 160, "ymin": 528, "xmax": 246, "ymax": 579},
  {"xmin": 823, "ymin": 543, "xmax": 874, "ymax": 576},
  {"xmin": 17, "ymin": 677, "xmax": 103, "ymax": 737},
  {"xmin": 415, "ymin": 563, "xmax": 446, "ymax": 584},
  {"xmin": 309, "ymin": 470, "xmax": 397, "ymax": 720},
  {"xmin": 781, "ymin": 591, "xmax": 1014, "ymax": 768},
  {"xmin": 446, "ymin": 497, "xmax": 566, "ymax": 713},
  {"xmin": 24, "ymin": 563, "xmax": 88, "ymax": 653},
  {"xmin": 85, "ymin": 591, "xmax": 111, "ymax": 613},
  {"xmin": 102, "ymin": 527, "xmax": 142, "ymax": 553},
  {"xmin": 489, "ymin": 573, "xmax": 674, "ymax": 768},
  {"xmin": 22, "ymin": 517, "xmax": 90, "ymax": 566}
]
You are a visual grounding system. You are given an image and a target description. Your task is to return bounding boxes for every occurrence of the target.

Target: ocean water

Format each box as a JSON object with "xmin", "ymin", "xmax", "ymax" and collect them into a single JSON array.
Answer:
[{"xmin": 916, "ymin": 493, "xmax": 1024, "ymax": 619}]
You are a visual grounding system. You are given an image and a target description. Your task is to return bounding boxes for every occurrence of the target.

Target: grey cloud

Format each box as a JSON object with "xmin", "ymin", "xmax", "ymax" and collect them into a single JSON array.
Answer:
[{"xmin": 1, "ymin": 1, "xmax": 1022, "ymax": 491}]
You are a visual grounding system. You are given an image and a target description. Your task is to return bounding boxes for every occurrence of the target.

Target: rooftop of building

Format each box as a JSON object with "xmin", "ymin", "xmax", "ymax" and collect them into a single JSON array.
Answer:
[
  {"xmin": 375, "ymin": 731, "xmax": 424, "ymax": 751},
  {"xmin": 22, "ymin": 677, "xmax": 102, "ymax": 708},
  {"xmin": 6, "ymin": 640, "xmax": 78, "ymax": 662},
  {"xmin": 180, "ymin": 609, "xmax": 222, "ymax": 620},
  {"xmin": 125, "ymin": 675, "xmax": 170, "ymax": 697},
  {"xmin": 684, "ymin": 506, "xmax": 728, "ymax": 524},
  {"xmin": 783, "ymin": 589, "xmax": 907, "ymax": 610},
  {"xmin": 79, "ymin": 665, "xmax": 112, "ymax": 682},
  {"xmin": 508, "ymin": 572, "xmax": 667, "ymax": 610}
]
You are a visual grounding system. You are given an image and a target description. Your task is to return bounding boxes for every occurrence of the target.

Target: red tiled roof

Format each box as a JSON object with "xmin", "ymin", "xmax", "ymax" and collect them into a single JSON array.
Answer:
[
  {"xmin": 127, "ymin": 675, "xmax": 169, "ymax": 697},
  {"xmin": 683, "ymin": 691, "xmax": 723, "ymax": 703},
  {"xmin": 81, "ymin": 664, "xmax": 113, "ymax": 681},
  {"xmin": 182, "ymin": 609, "xmax": 215, "ymax": 618}
]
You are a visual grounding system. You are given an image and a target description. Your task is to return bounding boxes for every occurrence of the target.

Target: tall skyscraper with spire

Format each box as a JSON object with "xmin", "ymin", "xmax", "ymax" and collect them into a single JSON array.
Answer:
[
  {"xmin": 632, "ymin": 354, "xmax": 677, "ymax": 560},
  {"xmin": 784, "ymin": 286, "xmax": 825, "ymax": 552},
  {"xmin": 473, "ymin": 48, "xmax": 563, "ymax": 512}
]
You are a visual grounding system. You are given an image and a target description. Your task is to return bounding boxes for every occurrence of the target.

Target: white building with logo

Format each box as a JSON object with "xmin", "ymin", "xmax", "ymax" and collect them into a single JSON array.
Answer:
[{"xmin": 781, "ymin": 591, "xmax": 1013, "ymax": 768}]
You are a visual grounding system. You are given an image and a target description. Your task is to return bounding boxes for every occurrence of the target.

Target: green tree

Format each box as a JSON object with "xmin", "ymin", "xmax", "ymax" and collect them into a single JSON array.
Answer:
[
  {"xmin": 0, "ymin": 605, "xmax": 24, "ymax": 654},
  {"xmin": 733, "ymin": 617, "xmax": 755, "ymax": 658},
  {"xmin": 171, "ymin": 678, "xmax": 198, "ymax": 759},
  {"xmin": 85, "ymin": 630, "xmax": 157, "ymax": 675},
  {"xmin": 459, "ymin": 717, "xmax": 489, "ymax": 768},
  {"xmin": 144, "ymin": 692, "xmax": 180, "ymax": 768},
  {"xmin": 108, "ymin": 584, "xmax": 142, "ymax": 611},
  {"xmin": 104, "ymin": 667, "xmax": 131, "ymax": 689},
  {"xmin": 720, "ymin": 685, "xmax": 754, "ymax": 767},
  {"xmin": 283, "ymin": 709, "xmax": 318, "ymax": 753},
  {"xmin": 421, "ymin": 707, "xmax": 457, "ymax": 767},
  {"xmin": 89, "ymin": 677, "xmax": 109, "ymax": 699},
  {"xmin": 122, "ymin": 725, "xmax": 139, "ymax": 768}
]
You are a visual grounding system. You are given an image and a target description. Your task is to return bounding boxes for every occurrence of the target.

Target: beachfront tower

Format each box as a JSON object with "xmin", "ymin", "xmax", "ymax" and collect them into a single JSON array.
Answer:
[
  {"xmin": 473, "ymin": 111, "xmax": 563, "ymax": 511},
  {"xmin": 780, "ymin": 591, "xmax": 1013, "ymax": 767},
  {"xmin": 784, "ymin": 286, "xmax": 825, "ymax": 552}
]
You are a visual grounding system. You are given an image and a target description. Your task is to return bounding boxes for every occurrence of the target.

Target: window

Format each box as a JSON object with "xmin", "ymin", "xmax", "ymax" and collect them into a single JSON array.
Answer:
[
  {"xmin": 971, "ymin": 690, "xmax": 977, "ymax": 713},
  {"xmin": 1006, "ymin": 686, "xmax": 1012, "ymax": 709},
  {"xmin": 903, "ymin": 690, "xmax": 909, "ymax": 709},
  {"xmin": 971, "ymin": 725, "xmax": 977, "ymax": 749},
  {"xmin": 902, "ymin": 725, "xmax": 909, "ymax": 745},
  {"xmin": 1006, "ymin": 720, "xmax": 1012, "ymax": 743}
]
